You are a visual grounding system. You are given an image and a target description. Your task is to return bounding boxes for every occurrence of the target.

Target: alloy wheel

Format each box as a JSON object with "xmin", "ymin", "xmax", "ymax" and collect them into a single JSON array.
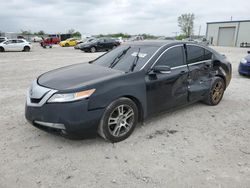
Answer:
[
  {"xmin": 212, "ymin": 81, "xmax": 224, "ymax": 104},
  {"xmin": 108, "ymin": 104, "xmax": 135, "ymax": 137}
]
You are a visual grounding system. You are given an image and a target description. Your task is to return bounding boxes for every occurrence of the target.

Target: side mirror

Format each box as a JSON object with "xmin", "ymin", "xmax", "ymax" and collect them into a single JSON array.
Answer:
[{"xmin": 152, "ymin": 65, "xmax": 171, "ymax": 74}]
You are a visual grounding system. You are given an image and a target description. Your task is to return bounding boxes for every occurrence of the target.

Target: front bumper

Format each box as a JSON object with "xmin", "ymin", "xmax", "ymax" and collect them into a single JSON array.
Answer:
[
  {"xmin": 25, "ymin": 100, "xmax": 104, "ymax": 137},
  {"xmin": 238, "ymin": 63, "xmax": 250, "ymax": 76},
  {"xmin": 25, "ymin": 81, "xmax": 104, "ymax": 137}
]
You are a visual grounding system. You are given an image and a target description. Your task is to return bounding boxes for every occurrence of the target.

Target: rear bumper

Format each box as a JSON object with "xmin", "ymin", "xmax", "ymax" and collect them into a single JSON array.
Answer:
[
  {"xmin": 25, "ymin": 100, "xmax": 104, "ymax": 137},
  {"xmin": 239, "ymin": 63, "xmax": 250, "ymax": 76}
]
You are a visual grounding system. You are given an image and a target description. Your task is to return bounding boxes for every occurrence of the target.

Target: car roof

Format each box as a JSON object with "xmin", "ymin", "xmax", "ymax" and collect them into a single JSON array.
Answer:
[
  {"xmin": 124, "ymin": 40, "xmax": 185, "ymax": 47},
  {"xmin": 124, "ymin": 40, "xmax": 210, "ymax": 48}
]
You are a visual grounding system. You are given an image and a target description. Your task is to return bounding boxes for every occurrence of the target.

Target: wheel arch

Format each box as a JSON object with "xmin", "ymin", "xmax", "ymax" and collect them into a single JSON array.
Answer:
[
  {"xmin": 215, "ymin": 74, "xmax": 226, "ymax": 90},
  {"xmin": 122, "ymin": 95, "xmax": 144, "ymax": 123}
]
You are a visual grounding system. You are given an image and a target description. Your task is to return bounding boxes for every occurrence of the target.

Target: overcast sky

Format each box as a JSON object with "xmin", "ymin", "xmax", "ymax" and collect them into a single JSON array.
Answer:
[{"xmin": 0, "ymin": 0, "xmax": 249, "ymax": 36}]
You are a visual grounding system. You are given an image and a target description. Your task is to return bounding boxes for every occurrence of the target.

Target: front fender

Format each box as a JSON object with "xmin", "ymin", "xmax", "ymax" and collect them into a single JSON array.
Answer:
[{"xmin": 87, "ymin": 71, "xmax": 147, "ymax": 118}]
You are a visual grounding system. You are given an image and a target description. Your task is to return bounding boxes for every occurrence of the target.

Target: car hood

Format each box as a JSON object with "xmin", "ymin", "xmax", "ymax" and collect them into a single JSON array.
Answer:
[
  {"xmin": 245, "ymin": 54, "xmax": 250, "ymax": 62},
  {"xmin": 38, "ymin": 63, "xmax": 124, "ymax": 90}
]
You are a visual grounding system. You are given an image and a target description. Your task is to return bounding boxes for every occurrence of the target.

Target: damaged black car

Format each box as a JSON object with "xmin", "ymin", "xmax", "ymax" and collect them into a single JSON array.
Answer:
[{"xmin": 25, "ymin": 41, "xmax": 232, "ymax": 142}]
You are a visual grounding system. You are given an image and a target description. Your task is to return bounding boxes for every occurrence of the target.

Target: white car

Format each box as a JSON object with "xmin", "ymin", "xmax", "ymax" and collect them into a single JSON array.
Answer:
[
  {"xmin": 32, "ymin": 36, "xmax": 43, "ymax": 42},
  {"xmin": 0, "ymin": 39, "xmax": 32, "ymax": 52}
]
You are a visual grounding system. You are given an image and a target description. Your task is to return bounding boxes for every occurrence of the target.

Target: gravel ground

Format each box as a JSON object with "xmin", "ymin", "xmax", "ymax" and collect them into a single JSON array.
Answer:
[{"xmin": 0, "ymin": 44, "xmax": 250, "ymax": 188}]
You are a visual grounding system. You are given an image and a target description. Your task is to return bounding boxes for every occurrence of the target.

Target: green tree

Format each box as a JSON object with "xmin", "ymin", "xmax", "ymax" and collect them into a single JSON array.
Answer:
[
  {"xmin": 21, "ymin": 30, "xmax": 32, "ymax": 35},
  {"xmin": 178, "ymin": 13, "xmax": 195, "ymax": 37},
  {"xmin": 37, "ymin": 30, "xmax": 45, "ymax": 35},
  {"xmin": 72, "ymin": 31, "xmax": 81, "ymax": 38},
  {"xmin": 67, "ymin": 29, "xmax": 75, "ymax": 34}
]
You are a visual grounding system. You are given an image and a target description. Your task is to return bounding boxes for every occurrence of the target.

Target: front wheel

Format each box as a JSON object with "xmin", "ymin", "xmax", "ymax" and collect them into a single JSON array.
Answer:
[
  {"xmin": 98, "ymin": 98, "xmax": 138, "ymax": 142},
  {"xmin": 0, "ymin": 47, "xmax": 4, "ymax": 52},
  {"xmin": 65, "ymin": 43, "xmax": 69, "ymax": 47},
  {"xmin": 90, "ymin": 47, "xmax": 96, "ymax": 53},
  {"xmin": 203, "ymin": 77, "xmax": 225, "ymax": 105}
]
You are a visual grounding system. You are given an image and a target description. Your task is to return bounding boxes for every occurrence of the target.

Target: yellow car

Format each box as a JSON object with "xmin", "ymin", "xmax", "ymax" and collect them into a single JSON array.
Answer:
[{"xmin": 59, "ymin": 38, "xmax": 78, "ymax": 47}]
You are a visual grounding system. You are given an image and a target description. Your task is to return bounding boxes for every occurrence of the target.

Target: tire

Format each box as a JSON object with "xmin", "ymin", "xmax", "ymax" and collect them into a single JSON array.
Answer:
[
  {"xmin": 98, "ymin": 97, "xmax": 138, "ymax": 143},
  {"xmin": 65, "ymin": 43, "xmax": 69, "ymax": 47},
  {"xmin": 203, "ymin": 77, "xmax": 225, "ymax": 106},
  {"xmin": 90, "ymin": 47, "xmax": 96, "ymax": 53},
  {"xmin": 23, "ymin": 46, "xmax": 30, "ymax": 52},
  {"xmin": 0, "ymin": 47, "xmax": 4, "ymax": 52}
]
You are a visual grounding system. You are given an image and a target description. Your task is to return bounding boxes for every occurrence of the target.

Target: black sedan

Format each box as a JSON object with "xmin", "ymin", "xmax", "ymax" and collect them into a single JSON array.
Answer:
[
  {"xmin": 25, "ymin": 41, "xmax": 232, "ymax": 142},
  {"xmin": 80, "ymin": 38, "xmax": 120, "ymax": 53}
]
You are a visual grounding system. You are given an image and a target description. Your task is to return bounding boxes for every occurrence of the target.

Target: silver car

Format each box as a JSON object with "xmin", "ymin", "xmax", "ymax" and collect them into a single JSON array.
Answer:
[{"xmin": 0, "ymin": 39, "xmax": 32, "ymax": 52}]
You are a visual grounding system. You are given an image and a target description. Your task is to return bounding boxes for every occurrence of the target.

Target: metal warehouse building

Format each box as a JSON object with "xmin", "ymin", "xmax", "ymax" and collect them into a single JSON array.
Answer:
[{"xmin": 206, "ymin": 20, "xmax": 250, "ymax": 47}]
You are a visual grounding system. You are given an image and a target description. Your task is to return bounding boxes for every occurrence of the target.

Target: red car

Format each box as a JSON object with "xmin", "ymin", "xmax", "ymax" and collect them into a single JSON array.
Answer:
[{"xmin": 40, "ymin": 37, "xmax": 60, "ymax": 48}]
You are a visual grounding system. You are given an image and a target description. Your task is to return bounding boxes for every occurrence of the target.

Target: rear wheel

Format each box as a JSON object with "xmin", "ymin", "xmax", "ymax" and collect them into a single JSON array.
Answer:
[
  {"xmin": 203, "ymin": 77, "xmax": 225, "ymax": 105},
  {"xmin": 0, "ymin": 47, "xmax": 4, "ymax": 52},
  {"xmin": 90, "ymin": 47, "xmax": 96, "ymax": 53},
  {"xmin": 23, "ymin": 46, "xmax": 30, "ymax": 52},
  {"xmin": 98, "ymin": 98, "xmax": 138, "ymax": 142},
  {"xmin": 65, "ymin": 43, "xmax": 69, "ymax": 47}
]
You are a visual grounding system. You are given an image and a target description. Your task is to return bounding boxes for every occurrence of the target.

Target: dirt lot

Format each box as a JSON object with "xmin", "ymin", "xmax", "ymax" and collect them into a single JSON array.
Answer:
[{"xmin": 0, "ymin": 43, "xmax": 250, "ymax": 188}]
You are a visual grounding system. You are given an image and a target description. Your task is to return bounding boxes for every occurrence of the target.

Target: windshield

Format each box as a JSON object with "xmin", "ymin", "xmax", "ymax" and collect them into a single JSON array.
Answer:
[{"xmin": 92, "ymin": 45, "xmax": 158, "ymax": 72}]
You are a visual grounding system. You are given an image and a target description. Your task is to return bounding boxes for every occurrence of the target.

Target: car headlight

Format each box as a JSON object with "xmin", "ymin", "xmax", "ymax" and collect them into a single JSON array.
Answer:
[
  {"xmin": 47, "ymin": 89, "xmax": 95, "ymax": 103},
  {"xmin": 240, "ymin": 58, "xmax": 247, "ymax": 64}
]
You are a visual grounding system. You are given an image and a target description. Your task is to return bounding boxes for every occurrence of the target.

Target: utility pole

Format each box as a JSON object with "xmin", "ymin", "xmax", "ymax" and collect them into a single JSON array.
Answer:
[{"xmin": 230, "ymin": 16, "xmax": 233, "ymax": 21}]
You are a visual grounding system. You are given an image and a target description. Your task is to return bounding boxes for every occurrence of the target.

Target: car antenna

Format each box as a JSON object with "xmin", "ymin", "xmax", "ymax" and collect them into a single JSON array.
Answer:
[{"xmin": 129, "ymin": 48, "xmax": 141, "ymax": 72}]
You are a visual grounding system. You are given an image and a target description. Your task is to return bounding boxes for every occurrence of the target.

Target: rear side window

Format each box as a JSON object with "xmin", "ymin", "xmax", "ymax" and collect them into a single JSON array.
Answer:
[
  {"xmin": 204, "ymin": 49, "xmax": 213, "ymax": 60},
  {"xmin": 186, "ymin": 45, "xmax": 212, "ymax": 64},
  {"xmin": 156, "ymin": 46, "xmax": 185, "ymax": 68},
  {"xmin": 17, "ymin": 40, "xmax": 24, "ymax": 43}
]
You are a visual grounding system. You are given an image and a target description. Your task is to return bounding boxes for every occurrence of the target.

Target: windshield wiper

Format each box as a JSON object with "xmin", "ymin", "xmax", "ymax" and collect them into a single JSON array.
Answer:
[
  {"xmin": 129, "ymin": 48, "xmax": 140, "ymax": 72},
  {"xmin": 109, "ymin": 46, "xmax": 131, "ymax": 68}
]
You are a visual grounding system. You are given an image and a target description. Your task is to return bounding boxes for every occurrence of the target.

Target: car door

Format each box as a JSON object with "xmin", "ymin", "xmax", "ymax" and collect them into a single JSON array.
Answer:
[
  {"xmin": 102, "ymin": 39, "xmax": 110, "ymax": 50},
  {"xmin": 145, "ymin": 45, "xmax": 189, "ymax": 115},
  {"xmin": 96, "ymin": 39, "xmax": 105, "ymax": 50},
  {"xmin": 4, "ymin": 40, "xmax": 17, "ymax": 51},
  {"xmin": 185, "ymin": 44, "xmax": 213, "ymax": 102},
  {"xmin": 16, "ymin": 40, "xmax": 25, "ymax": 51}
]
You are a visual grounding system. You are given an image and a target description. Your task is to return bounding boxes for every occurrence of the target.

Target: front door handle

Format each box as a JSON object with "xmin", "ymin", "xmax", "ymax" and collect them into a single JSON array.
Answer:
[{"xmin": 179, "ymin": 71, "xmax": 186, "ymax": 75}]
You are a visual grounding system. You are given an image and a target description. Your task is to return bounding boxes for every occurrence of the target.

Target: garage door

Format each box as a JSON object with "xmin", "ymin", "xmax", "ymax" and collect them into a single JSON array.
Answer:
[{"xmin": 218, "ymin": 27, "xmax": 236, "ymax": 46}]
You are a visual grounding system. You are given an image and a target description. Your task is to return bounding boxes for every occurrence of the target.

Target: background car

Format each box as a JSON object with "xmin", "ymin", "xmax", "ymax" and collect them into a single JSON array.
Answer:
[
  {"xmin": 25, "ymin": 41, "xmax": 231, "ymax": 142},
  {"xmin": 0, "ymin": 37, "xmax": 7, "ymax": 43},
  {"xmin": 32, "ymin": 36, "xmax": 43, "ymax": 42},
  {"xmin": 59, "ymin": 38, "xmax": 78, "ymax": 47},
  {"xmin": 0, "ymin": 39, "xmax": 31, "ymax": 52},
  {"xmin": 74, "ymin": 38, "xmax": 95, "ymax": 49},
  {"xmin": 40, "ymin": 37, "xmax": 60, "ymax": 48},
  {"xmin": 238, "ymin": 51, "xmax": 250, "ymax": 76},
  {"xmin": 80, "ymin": 38, "xmax": 120, "ymax": 52}
]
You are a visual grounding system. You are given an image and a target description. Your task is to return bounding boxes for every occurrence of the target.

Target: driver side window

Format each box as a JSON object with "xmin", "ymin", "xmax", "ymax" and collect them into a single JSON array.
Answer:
[{"xmin": 155, "ymin": 46, "xmax": 185, "ymax": 68}]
